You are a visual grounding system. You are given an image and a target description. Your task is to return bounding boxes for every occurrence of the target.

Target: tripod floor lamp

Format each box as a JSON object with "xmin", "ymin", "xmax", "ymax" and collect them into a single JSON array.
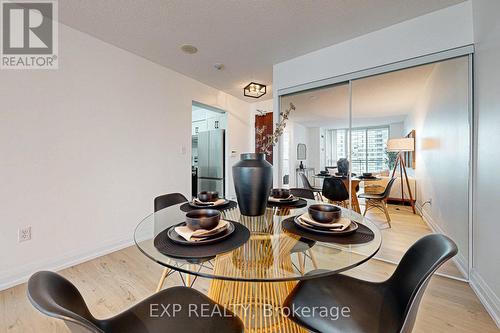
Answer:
[{"xmin": 387, "ymin": 137, "xmax": 416, "ymax": 214}]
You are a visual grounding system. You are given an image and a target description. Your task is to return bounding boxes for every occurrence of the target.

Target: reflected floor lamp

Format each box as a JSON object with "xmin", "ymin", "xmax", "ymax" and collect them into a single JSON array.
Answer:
[{"xmin": 387, "ymin": 137, "xmax": 416, "ymax": 214}]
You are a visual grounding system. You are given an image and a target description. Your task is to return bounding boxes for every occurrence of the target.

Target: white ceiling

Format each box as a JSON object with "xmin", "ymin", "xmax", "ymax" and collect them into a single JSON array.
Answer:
[
  {"xmin": 282, "ymin": 63, "xmax": 435, "ymax": 128},
  {"xmin": 58, "ymin": 0, "xmax": 464, "ymax": 102}
]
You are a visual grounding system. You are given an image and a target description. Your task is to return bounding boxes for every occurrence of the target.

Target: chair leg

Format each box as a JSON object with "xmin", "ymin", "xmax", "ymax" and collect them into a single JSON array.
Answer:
[
  {"xmin": 382, "ymin": 201, "xmax": 392, "ymax": 228},
  {"xmin": 297, "ymin": 252, "xmax": 305, "ymax": 274},
  {"xmin": 363, "ymin": 200, "xmax": 370, "ymax": 216},
  {"xmin": 186, "ymin": 265, "xmax": 192, "ymax": 287},
  {"xmin": 308, "ymin": 249, "xmax": 318, "ymax": 270},
  {"xmin": 156, "ymin": 268, "xmax": 170, "ymax": 292}
]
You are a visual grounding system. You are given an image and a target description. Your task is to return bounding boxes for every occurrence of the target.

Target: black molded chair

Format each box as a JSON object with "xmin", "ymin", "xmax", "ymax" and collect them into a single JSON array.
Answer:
[
  {"xmin": 288, "ymin": 188, "xmax": 318, "ymax": 272},
  {"xmin": 359, "ymin": 178, "xmax": 396, "ymax": 227},
  {"xmin": 154, "ymin": 193, "xmax": 188, "ymax": 212},
  {"xmin": 154, "ymin": 193, "xmax": 189, "ymax": 291},
  {"xmin": 27, "ymin": 271, "xmax": 243, "ymax": 333},
  {"xmin": 299, "ymin": 173, "xmax": 322, "ymax": 200},
  {"xmin": 321, "ymin": 177, "xmax": 349, "ymax": 207},
  {"xmin": 283, "ymin": 234, "xmax": 457, "ymax": 333},
  {"xmin": 290, "ymin": 188, "xmax": 315, "ymax": 200}
]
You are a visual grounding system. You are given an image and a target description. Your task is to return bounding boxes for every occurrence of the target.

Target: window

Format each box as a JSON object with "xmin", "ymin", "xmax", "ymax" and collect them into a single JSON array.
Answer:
[{"xmin": 326, "ymin": 126, "xmax": 389, "ymax": 174}]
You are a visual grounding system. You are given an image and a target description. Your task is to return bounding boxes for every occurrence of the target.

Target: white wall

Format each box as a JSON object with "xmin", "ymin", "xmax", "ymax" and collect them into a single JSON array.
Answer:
[
  {"xmin": 471, "ymin": 0, "xmax": 500, "ymax": 326},
  {"xmin": 0, "ymin": 23, "xmax": 253, "ymax": 290},
  {"xmin": 404, "ymin": 57, "xmax": 470, "ymax": 274},
  {"xmin": 273, "ymin": 2, "xmax": 473, "ymax": 92}
]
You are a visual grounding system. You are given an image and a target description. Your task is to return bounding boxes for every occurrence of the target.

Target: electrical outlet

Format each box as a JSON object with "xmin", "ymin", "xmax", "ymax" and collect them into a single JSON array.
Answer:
[{"xmin": 18, "ymin": 226, "xmax": 32, "ymax": 242}]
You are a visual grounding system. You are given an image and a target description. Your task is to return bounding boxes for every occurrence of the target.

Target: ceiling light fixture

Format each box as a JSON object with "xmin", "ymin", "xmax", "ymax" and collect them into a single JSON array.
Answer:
[
  {"xmin": 180, "ymin": 44, "xmax": 198, "ymax": 54},
  {"xmin": 244, "ymin": 82, "xmax": 267, "ymax": 98}
]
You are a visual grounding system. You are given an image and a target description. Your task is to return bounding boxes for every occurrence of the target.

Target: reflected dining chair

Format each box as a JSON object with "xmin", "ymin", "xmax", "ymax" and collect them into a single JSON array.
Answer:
[
  {"xmin": 154, "ymin": 193, "xmax": 188, "ymax": 291},
  {"xmin": 27, "ymin": 271, "xmax": 244, "ymax": 333},
  {"xmin": 290, "ymin": 188, "xmax": 315, "ymax": 200},
  {"xmin": 321, "ymin": 177, "xmax": 350, "ymax": 207},
  {"xmin": 283, "ymin": 234, "xmax": 458, "ymax": 333},
  {"xmin": 299, "ymin": 172, "xmax": 323, "ymax": 201},
  {"xmin": 289, "ymin": 188, "xmax": 318, "ymax": 273},
  {"xmin": 358, "ymin": 177, "xmax": 396, "ymax": 228}
]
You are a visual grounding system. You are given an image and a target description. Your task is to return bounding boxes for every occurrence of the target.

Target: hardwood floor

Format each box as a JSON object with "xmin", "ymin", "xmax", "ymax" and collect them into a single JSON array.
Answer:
[
  {"xmin": 1, "ymin": 244, "xmax": 497, "ymax": 332},
  {"xmin": 362, "ymin": 203, "xmax": 465, "ymax": 278}
]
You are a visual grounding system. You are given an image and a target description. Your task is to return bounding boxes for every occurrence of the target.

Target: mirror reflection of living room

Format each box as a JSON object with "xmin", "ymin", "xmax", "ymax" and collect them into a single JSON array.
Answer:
[{"xmin": 280, "ymin": 56, "xmax": 470, "ymax": 280}]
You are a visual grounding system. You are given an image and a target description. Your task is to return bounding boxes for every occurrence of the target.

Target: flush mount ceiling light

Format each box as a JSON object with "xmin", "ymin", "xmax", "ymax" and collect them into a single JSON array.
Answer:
[
  {"xmin": 180, "ymin": 44, "xmax": 198, "ymax": 54},
  {"xmin": 244, "ymin": 82, "xmax": 267, "ymax": 98}
]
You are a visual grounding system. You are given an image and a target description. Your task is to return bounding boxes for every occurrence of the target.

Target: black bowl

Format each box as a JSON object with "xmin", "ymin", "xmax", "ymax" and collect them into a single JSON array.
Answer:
[
  {"xmin": 363, "ymin": 172, "xmax": 373, "ymax": 177},
  {"xmin": 308, "ymin": 204, "xmax": 342, "ymax": 224},
  {"xmin": 320, "ymin": 170, "xmax": 329, "ymax": 175},
  {"xmin": 186, "ymin": 209, "xmax": 221, "ymax": 231},
  {"xmin": 271, "ymin": 188, "xmax": 291, "ymax": 199},
  {"xmin": 197, "ymin": 191, "xmax": 219, "ymax": 202}
]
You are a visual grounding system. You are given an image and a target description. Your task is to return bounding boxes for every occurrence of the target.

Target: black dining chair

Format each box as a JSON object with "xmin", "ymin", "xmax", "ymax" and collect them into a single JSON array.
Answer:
[
  {"xmin": 283, "ymin": 234, "xmax": 457, "ymax": 333},
  {"xmin": 27, "ymin": 271, "xmax": 244, "ymax": 333},
  {"xmin": 154, "ymin": 193, "xmax": 188, "ymax": 212},
  {"xmin": 288, "ymin": 188, "xmax": 318, "ymax": 273},
  {"xmin": 299, "ymin": 173, "xmax": 322, "ymax": 201},
  {"xmin": 154, "ymin": 193, "xmax": 189, "ymax": 291},
  {"xmin": 321, "ymin": 177, "xmax": 349, "ymax": 207},
  {"xmin": 358, "ymin": 178, "xmax": 396, "ymax": 227},
  {"xmin": 289, "ymin": 188, "xmax": 315, "ymax": 200}
]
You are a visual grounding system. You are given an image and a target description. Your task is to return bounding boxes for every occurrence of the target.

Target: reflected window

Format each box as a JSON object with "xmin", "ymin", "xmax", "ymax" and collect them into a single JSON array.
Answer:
[{"xmin": 326, "ymin": 126, "xmax": 389, "ymax": 173}]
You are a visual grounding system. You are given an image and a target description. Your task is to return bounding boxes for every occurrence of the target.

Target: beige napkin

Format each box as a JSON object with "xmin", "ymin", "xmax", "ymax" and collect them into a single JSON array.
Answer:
[
  {"xmin": 193, "ymin": 198, "xmax": 226, "ymax": 206},
  {"xmin": 298, "ymin": 213, "xmax": 351, "ymax": 231},
  {"xmin": 175, "ymin": 220, "xmax": 229, "ymax": 242},
  {"xmin": 268, "ymin": 195, "xmax": 294, "ymax": 203}
]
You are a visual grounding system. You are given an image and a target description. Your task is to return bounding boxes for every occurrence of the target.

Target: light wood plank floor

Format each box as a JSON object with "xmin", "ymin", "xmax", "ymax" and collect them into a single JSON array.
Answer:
[
  {"xmin": 1, "ymin": 244, "xmax": 497, "ymax": 332},
  {"xmin": 361, "ymin": 203, "xmax": 465, "ymax": 278}
]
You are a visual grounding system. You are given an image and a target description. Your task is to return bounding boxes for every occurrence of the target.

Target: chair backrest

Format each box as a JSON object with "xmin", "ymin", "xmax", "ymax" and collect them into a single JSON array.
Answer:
[
  {"xmin": 290, "ymin": 188, "xmax": 315, "ymax": 200},
  {"xmin": 322, "ymin": 177, "xmax": 349, "ymax": 202},
  {"xmin": 154, "ymin": 193, "xmax": 188, "ymax": 212},
  {"xmin": 299, "ymin": 173, "xmax": 314, "ymax": 190},
  {"xmin": 27, "ymin": 271, "xmax": 103, "ymax": 333},
  {"xmin": 386, "ymin": 234, "xmax": 458, "ymax": 333},
  {"xmin": 337, "ymin": 158, "xmax": 349, "ymax": 175},
  {"xmin": 381, "ymin": 177, "xmax": 397, "ymax": 199}
]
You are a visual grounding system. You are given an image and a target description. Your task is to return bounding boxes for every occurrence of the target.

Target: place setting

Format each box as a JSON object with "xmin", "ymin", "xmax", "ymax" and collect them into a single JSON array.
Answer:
[
  {"xmin": 154, "ymin": 209, "xmax": 250, "ymax": 259},
  {"xmin": 180, "ymin": 191, "xmax": 237, "ymax": 212},
  {"xmin": 267, "ymin": 188, "xmax": 307, "ymax": 208},
  {"xmin": 356, "ymin": 172, "xmax": 380, "ymax": 180},
  {"xmin": 282, "ymin": 204, "xmax": 375, "ymax": 244}
]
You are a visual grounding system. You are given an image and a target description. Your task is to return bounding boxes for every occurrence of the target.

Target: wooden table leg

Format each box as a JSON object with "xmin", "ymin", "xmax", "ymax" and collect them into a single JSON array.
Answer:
[{"xmin": 207, "ymin": 230, "xmax": 306, "ymax": 333}]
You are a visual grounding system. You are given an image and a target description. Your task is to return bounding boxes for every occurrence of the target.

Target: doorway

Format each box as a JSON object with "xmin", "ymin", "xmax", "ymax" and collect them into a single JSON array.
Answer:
[{"xmin": 191, "ymin": 102, "xmax": 227, "ymax": 198}]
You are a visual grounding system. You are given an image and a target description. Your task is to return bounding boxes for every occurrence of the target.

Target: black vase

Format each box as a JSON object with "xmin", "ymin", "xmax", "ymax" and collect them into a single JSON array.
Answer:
[{"xmin": 232, "ymin": 153, "xmax": 273, "ymax": 216}]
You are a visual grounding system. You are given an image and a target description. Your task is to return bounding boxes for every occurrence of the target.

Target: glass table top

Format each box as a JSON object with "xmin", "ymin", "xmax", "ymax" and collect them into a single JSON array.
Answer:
[{"xmin": 134, "ymin": 200, "xmax": 381, "ymax": 282}]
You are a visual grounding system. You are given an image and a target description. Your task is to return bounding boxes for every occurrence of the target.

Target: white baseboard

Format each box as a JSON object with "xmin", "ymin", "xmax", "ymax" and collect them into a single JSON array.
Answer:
[
  {"xmin": 0, "ymin": 235, "xmax": 134, "ymax": 291},
  {"xmin": 415, "ymin": 202, "xmax": 469, "ymax": 279},
  {"xmin": 470, "ymin": 269, "xmax": 500, "ymax": 328}
]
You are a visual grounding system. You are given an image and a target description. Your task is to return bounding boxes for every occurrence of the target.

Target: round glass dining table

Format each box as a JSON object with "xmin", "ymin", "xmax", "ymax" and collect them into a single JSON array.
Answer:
[{"xmin": 134, "ymin": 200, "xmax": 381, "ymax": 333}]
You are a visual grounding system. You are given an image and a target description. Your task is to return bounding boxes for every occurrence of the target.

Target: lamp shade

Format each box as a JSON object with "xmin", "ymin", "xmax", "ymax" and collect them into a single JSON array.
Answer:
[{"xmin": 387, "ymin": 137, "xmax": 414, "ymax": 152}]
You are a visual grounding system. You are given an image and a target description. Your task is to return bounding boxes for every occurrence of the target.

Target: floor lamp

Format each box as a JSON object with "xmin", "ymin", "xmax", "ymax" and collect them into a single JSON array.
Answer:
[{"xmin": 387, "ymin": 137, "xmax": 416, "ymax": 214}]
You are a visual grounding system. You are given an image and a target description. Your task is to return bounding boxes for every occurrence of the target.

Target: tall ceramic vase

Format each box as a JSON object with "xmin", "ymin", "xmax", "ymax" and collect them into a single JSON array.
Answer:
[{"xmin": 232, "ymin": 153, "xmax": 273, "ymax": 216}]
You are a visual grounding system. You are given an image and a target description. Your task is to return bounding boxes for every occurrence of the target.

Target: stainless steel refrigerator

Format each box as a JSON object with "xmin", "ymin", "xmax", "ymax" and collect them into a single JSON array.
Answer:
[{"xmin": 196, "ymin": 129, "xmax": 225, "ymax": 196}]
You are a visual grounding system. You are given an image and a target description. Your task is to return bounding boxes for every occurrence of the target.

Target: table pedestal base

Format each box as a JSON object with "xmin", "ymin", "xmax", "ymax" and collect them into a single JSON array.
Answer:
[{"xmin": 209, "ymin": 279, "xmax": 306, "ymax": 333}]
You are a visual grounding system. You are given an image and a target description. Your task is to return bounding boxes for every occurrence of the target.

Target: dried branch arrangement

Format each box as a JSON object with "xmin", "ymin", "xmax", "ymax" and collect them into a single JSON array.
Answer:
[{"xmin": 255, "ymin": 102, "xmax": 296, "ymax": 155}]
